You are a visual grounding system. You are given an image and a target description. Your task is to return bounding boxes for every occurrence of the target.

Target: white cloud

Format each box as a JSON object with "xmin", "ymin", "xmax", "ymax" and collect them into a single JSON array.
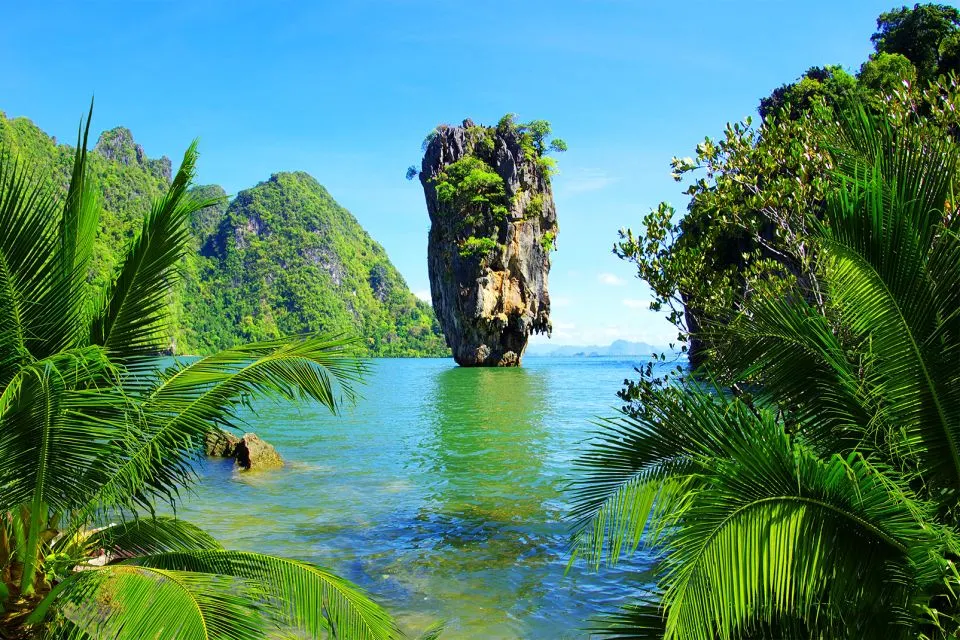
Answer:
[
  {"xmin": 561, "ymin": 168, "xmax": 618, "ymax": 195},
  {"xmin": 414, "ymin": 289, "xmax": 431, "ymax": 302},
  {"xmin": 554, "ymin": 321, "xmax": 576, "ymax": 330},
  {"xmin": 622, "ymin": 298, "xmax": 650, "ymax": 309},
  {"xmin": 598, "ymin": 272, "xmax": 625, "ymax": 286}
]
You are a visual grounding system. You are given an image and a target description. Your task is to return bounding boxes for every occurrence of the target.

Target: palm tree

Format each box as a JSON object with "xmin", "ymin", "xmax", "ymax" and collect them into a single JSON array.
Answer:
[
  {"xmin": 570, "ymin": 106, "xmax": 960, "ymax": 638},
  {"xmin": 0, "ymin": 105, "xmax": 398, "ymax": 639}
]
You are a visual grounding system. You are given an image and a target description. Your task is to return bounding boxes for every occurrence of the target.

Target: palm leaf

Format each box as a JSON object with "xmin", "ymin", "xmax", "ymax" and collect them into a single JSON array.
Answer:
[
  {"xmin": 90, "ymin": 140, "xmax": 221, "ymax": 362},
  {"xmin": 29, "ymin": 564, "xmax": 268, "ymax": 639},
  {"xmin": 0, "ymin": 139, "xmax": 65, "ymax": 372},
  {"xmin": 73, "ymin": 516, "xmax": 222, "ymax": 559},
  {"xmin": 587, "ymin": 597, "xmax": 666, "ymax": 639},
  {"xmin": 658, "ymin": 397, "xmax": 948, "ymax": 639},
  {"xmin": 85, "ymin": 335, "xmax": 365, "ymax": 515},
  {"xmin": 31, "ymin": 102, "xmax": 101, "ymax": 358},
  {"xmin": 128, "ymin": 550, "xmax": 400, "ymax": 640},
  {"xmin": 0, "ymin": 347, "xmax": 128, "ymax": 514}
]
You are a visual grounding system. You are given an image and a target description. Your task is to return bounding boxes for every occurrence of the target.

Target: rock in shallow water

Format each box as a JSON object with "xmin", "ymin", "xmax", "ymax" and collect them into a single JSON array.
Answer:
[
  {"xmin": 233, "ymin": 433, "xmax": 284, "ymax": 471},
  {"xmin": 204, "ymin": 428, "xmax": 241, "ymax": 457},
  {"xmin": 204, "ymin": 429, "xmax": 283, "ymax": 471},
  {"xmin": 418, "ymin": 118, "xmax": 558, "ymax": 366}
]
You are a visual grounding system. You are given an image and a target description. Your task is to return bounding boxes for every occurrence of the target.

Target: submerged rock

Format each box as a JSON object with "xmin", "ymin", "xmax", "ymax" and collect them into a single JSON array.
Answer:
[
  {"xmin": 233, "ymin": 433, "xmax": 284, "ymax": 471},
  {"xmin": 418, "ymin": 117, "xmax": 561, "ymax": 366}
]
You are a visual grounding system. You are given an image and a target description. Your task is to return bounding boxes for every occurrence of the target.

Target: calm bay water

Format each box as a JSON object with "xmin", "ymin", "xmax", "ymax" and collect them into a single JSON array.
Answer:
[{"xmin": 177, "ymin": 357, "xmax": 656, "ymax": 639}]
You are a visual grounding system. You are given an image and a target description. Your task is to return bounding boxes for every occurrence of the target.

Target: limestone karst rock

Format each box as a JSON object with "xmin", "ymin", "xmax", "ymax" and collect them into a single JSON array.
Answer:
[{"xmin": 418, "ymin": 117, "xmax": 561, "ymax": 366}]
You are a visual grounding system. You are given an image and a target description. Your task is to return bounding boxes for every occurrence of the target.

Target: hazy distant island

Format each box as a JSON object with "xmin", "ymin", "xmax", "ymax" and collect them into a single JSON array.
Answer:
[{"xmin": 524, "ymin": 339, "xmax": 668, "ymax": 358}]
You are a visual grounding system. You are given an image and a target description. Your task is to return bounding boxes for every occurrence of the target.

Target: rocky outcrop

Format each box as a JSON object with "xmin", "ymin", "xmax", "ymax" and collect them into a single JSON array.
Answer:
[
  {"xmin": 204, "ymin": 429, "xmax": 283, "ymax": 471},
  {"xmin": 94, "ymin": 127, "xmax": 172, "ymax": 182},
  {"xmin": 234, "ymin": 433, "xmax": 284, "ymax": 470},
  {"xmin": 204, "ymin": 428, "xmax": 241, "ymax": 457},
  {"xmin": 418, "ymin": 118, "xmax": 559, "ymax": 366}
]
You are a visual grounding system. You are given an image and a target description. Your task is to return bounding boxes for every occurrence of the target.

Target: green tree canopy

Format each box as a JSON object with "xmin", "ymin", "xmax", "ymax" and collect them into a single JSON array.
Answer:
[{"xmin": 872, "ymin": 2, "xmax": 960, "ymax": 80}]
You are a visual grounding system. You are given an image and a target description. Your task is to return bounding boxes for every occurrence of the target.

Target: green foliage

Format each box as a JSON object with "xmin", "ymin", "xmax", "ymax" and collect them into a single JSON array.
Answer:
[
  {"xmin": 421, "ymin": 128, "xmax": 438, "ymax": 151},
  {"xmin": 183, "ymin": 172, "xmax": 447, "ymax": 357},
  {"xmin": 576, "ymin": 104, "xmax": 960, "ymax": 639},
  {"xmin": 538, "ymin": 155, "xmax": 559, "ymax": 178},
  {"xmin": 759, "ymin": 65, "xmax": 859, "ymax": 120},
  {"xmin": 466, "ymin": 125, "xmax": 496, "ymax": 155},
  {"xmin": 458, "ymin": 235, "xmax": 498, "ymax": 258},
  {"xmin": 0, "ymin": 111, "xmax": 173, "ymax": 324},
  {"xmin": 616, "ymin": 5, "xmax": 960, "ymax": 365},
  {"xmin": 0, "ymin": 110, "xmax": 448, "ymax": 359},
  {"xmin": 0, "ymin": 110, "xmax": 399, "ymax": 638},
  {"xmin": 496, "ymin": 112, "xmax": 518, "ymax": 133},
  {"xmin": 872, "ymin": 2, "xmax": 960, "ymax": 80},
  {"xmin": 434, "ymin": 155, "xmax": 509, "ymax": 229},
  {"xmin": 527, "ymin": 193, "xmax": 544, "ymax": 217},
  {"xmin": 420, "ymin": 115, "xmax": 563, "ymax": 273},
  {"xmin": 540, "ymin": 230, "xmax": 557, "ymax": 252},
  {"xmin": 859, "ymin": 51, "xmax": 918, "ymax": 94}
]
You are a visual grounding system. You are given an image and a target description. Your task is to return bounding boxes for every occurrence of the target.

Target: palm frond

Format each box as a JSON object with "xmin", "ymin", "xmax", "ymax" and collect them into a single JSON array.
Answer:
[
  {"xmin": 570, "ymin": 385, "xmax": 742, "ymax": 568},
  {"xmin": 29, "ymin": 564, "xmax": 268, "ymax": 639},
  {"xmin": 89, "ymin": 141, "xmax": 222, "ymax": 362},
  {"xmin": 657, "ymin": 399, "xmax": 947, "ymax": 639},
  {"xmin": 0, "ymin": 139, "xmax": 66, "ymax": 369},
  {"xmin": 73, "ymin": 516, "xmax": 222, "ymax": 559},
  {"xmin": 415, "ymin": 621, "xmax": 446, "ymax": 640},
  {"xmin": 587, "ymin": 596, "xmax": 666, "ymax": 639},
  {"xmin": 818, "ymin": 165, "xmax": 960, "ymax": 494},
  {"xmin": 128, "ymin": 550, "xmax": 400, "ymax": 640},
  {"xmin": 84, "ymin": 335, "xmax": 365, "ymax": 515},
  {"xmin": 32, "ymin": 103, "xmax": 102, "ymax": 357},
  {"xmin": 0, "ymin": 347, "xmax": 127, "ymax": 514}
]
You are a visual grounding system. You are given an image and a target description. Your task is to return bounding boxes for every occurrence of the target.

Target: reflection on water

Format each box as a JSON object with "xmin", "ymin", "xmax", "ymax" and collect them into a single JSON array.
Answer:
[
  {"xmin": 176, "ymin": 358, "xmax": 657, "ymax": 639},
  {"xmin": 403, "ymin": 367, "xmax": 552, "ymax": 636}
]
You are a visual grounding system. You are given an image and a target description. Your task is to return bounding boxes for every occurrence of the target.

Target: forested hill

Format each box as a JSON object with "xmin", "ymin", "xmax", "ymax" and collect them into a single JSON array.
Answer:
[{"xmin": 0, "ymin": 110, "xmax": 449, "ymax": 357}]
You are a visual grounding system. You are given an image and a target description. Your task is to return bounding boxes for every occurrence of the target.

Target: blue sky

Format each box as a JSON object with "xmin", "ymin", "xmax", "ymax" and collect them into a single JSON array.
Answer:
[{"xmin": 1, "ymin": 0, "xmax": 911, "ymax": 346}]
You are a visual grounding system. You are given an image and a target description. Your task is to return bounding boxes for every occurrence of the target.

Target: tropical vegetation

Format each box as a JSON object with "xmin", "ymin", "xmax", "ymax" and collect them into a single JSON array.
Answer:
[
  {"xmin": 0, "ymin": 110, "xmax": 447, "ymax": 359},
  {"xmin": 571, "ymin": 3, "xmax": 960, "ymax": 638},
  {"xmin": 0, "ymin": 106, "xmax": 399, "ymax": 639},
  {"xmin": 186, "ymin": 170, "xmax": 446, "ymax": 356},
  {"xmin": 573, "ymin": 97, "xmax": 960, "ymax": 640},
  {"xmin": 614, "ymin": 2, "xmax": 960, "ymax": 368},
  {"xmin": 409, "ymin": 115, "xmax": 565, "ymax": 261}
]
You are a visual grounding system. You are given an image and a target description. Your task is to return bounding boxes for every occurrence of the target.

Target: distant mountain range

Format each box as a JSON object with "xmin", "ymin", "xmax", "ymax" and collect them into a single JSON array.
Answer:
[{"xmin": 524, "ymin": 339, "xmax": 668, "ymax": 358}]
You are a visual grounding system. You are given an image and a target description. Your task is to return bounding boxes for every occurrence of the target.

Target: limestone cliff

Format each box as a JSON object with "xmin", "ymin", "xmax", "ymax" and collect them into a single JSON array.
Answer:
[{"xmin": 418, "ymin": 117, "xmax": 562, "ymax": 366}]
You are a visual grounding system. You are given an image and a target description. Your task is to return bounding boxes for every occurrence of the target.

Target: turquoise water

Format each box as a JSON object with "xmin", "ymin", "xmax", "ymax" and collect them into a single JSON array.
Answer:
[{"xmin": 177, "ymin": 357, "xmax": 656, "ymax": 639}]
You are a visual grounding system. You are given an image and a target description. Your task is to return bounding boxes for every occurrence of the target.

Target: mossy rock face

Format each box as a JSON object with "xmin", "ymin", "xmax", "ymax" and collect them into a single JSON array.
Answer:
[{"xmin": 419, "ymin": 118, "xmax": 559, "ymax": 366}]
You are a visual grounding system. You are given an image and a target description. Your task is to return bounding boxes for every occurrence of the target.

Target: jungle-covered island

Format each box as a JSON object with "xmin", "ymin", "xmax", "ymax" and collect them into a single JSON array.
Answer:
[
  {"xmin": 3, "ymin": 2, "xmax": 960, "ymax": 640},
  {"xmin": 0, "ymin": 114, "xmax": 448, "ymax": 358}
]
